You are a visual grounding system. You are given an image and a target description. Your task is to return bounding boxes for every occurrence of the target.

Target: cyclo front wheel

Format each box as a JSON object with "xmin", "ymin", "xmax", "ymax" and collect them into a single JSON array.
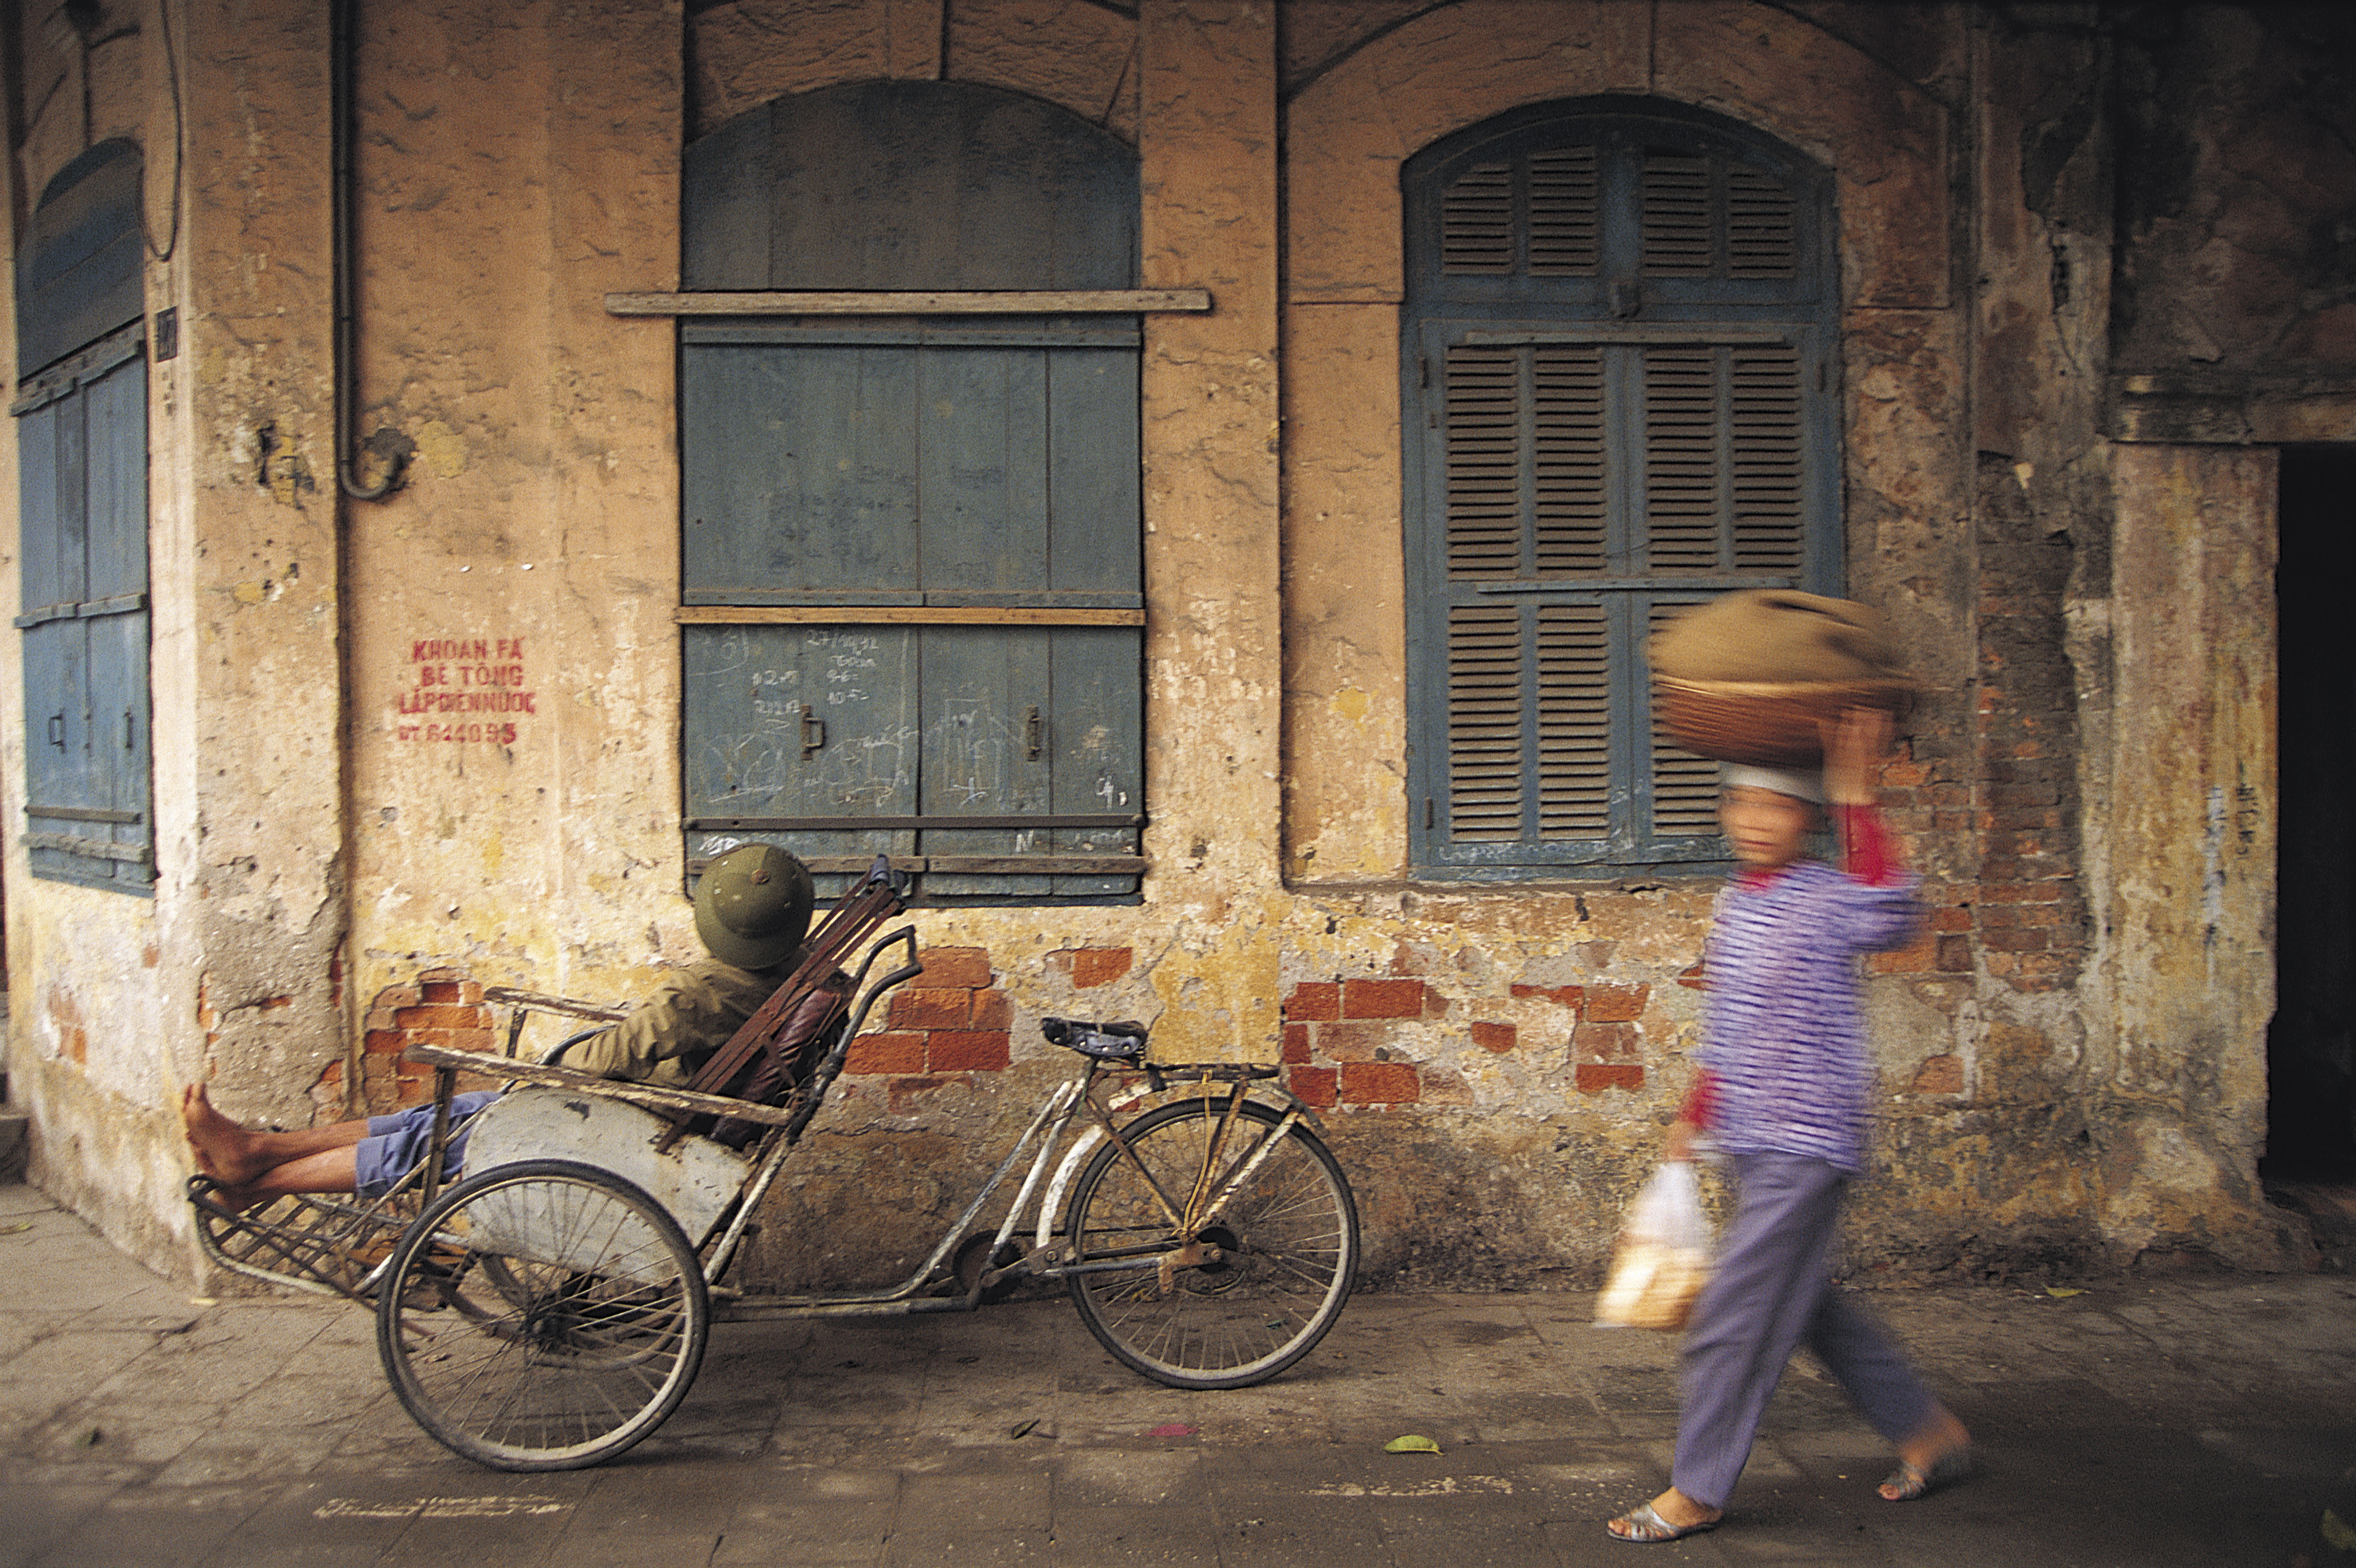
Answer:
[
  {"xmin": 375, "ymin": 1158, "xmax": 710, "ymax": 1471},
  {"xmin": 1065, "ymin": 1099, "xmax": 1359, "ymax": 1389}
]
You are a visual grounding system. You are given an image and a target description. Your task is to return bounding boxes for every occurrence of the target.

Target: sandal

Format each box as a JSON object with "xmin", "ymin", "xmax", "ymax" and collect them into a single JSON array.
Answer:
[
  {"xmin": 1606, "ymin": 1502, "xmax": 1722, "ymax": 1543},
  {"xmin": 1879, "ymin": 1445, "xmax": 1975, "ymax": 1501}
]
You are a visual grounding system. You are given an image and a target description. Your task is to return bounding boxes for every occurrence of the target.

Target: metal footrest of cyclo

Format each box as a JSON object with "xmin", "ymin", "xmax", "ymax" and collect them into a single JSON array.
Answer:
[{"xmin": 187, "ymin": 1176, "xmax": 419, "ymax": 1302}]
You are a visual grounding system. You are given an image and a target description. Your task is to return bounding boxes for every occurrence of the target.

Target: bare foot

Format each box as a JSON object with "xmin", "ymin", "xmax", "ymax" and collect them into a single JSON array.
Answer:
[
  {"xmin": 180, "ymin": 1083, "xmax": 270, "ymax": 1188},
  {"xmin": 1880, "ymin": 1407, "xmax": 1973, "ymax": 1501}
]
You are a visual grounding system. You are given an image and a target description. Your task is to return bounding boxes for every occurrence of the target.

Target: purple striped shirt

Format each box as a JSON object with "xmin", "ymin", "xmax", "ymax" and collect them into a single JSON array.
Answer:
[{"xmin": 1700, "ymin": 859, "xmax": 1921, "ymax": 1173}]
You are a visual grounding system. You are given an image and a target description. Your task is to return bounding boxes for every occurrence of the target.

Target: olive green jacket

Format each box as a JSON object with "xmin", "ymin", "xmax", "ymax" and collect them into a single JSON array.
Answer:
[{"xmin": 563, "ymin": 956, "xmax": 787, "ymax": 1089}]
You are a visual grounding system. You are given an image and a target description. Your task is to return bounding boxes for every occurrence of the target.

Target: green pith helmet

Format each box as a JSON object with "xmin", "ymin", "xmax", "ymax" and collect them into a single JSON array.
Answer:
[{"xmin": 693, "ymin": 844, "xmax": 815, "ymax": 970}]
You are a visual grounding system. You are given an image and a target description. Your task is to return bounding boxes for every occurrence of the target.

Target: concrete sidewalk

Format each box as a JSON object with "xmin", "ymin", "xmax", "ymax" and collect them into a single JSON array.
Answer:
[{"xmin": 3, "ymin": 1179, "xmax": 2352, "ymax": 1567}]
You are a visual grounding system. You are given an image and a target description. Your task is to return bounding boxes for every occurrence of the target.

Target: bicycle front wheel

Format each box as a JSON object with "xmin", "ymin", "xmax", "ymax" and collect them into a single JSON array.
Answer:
[
  {"xmin": 1065, "ymin": 1100, "xmax": 1359, "ymax": 1389},
  {"xmin": 375, "ymin": 1159, "xmax": 710, "ymax": 1471}
]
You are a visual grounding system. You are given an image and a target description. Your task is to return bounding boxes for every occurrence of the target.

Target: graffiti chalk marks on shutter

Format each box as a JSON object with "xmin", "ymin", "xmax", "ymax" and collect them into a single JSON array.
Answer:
[{"xmin": 395, "ymin": 637, "xmax": 534, "ymax": 744}]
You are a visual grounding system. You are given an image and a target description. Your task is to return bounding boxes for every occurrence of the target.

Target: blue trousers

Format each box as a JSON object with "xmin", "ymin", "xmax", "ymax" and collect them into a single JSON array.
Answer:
[
  {"xmin": 1672, "ymin": 1151, "xmax": 1938, "ymax": 1509},
  {"xmin": 352, "ymin": 1091, "xmax": 501, "ymax": 1198}
]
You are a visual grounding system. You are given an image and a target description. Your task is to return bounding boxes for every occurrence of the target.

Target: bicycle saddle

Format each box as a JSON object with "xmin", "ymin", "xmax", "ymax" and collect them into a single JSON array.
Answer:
[{"xmin": 1041, "ymin": 1016, "xmax": 1149, "ymax": 1062}]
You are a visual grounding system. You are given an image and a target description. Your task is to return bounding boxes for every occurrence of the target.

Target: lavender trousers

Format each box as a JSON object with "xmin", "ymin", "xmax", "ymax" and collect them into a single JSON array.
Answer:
[{"xmin": 1672, "ymin": 1151, "xmax": 1938, "ymax": 1510}]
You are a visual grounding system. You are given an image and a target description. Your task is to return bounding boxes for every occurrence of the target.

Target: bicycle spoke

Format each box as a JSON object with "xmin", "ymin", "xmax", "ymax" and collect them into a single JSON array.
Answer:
[{"xmin": 1067, "ymin": 1101, "xmax": 1358, "ymax": 1388}]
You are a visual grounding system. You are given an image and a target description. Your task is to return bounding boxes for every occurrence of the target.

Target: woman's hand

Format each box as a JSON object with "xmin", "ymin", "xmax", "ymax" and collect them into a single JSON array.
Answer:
[{"xmin": 1821, "ymin": 706, "xmax": 1894, "ymax": 807}]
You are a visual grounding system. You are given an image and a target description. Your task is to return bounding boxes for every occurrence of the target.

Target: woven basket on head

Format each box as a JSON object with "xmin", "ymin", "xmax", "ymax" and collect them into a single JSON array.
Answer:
[{"xmin": 1654, "ymin": 677, "xmax": 1916, "ymax": 767}]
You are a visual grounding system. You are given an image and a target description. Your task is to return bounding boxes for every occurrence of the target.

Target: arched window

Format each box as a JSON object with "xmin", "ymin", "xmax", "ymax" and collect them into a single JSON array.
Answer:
[
  {"xmin": 1401, "ymin": 99, "xmax": 1840, "ymax": 877},
  {"xmin": 679, "ymin": 82, "xmax": 1143, "ymax": 904},
  {"xmin": 14, "ymin": 139, "xmax": 153, "ymax": 893}
]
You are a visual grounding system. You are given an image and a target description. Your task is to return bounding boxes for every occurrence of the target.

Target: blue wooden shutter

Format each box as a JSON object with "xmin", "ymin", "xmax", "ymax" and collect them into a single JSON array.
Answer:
[
  {"xmin": 15, "ymin": 325, "xmax": 152, "ymax": 890},
  {"xmin": 1405, "ymin": 100, "xmax": 1839, "ymax": 876},
  {"xmin": 680, "ymin": 82, "xmax": 1144, "ymax": 902}
]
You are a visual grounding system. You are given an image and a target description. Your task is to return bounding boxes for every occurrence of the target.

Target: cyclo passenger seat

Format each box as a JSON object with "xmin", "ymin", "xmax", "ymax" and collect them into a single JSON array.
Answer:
[{"xmin": 1041, "ymin": 1016, "xmax": 1149, "ymax": 1063}]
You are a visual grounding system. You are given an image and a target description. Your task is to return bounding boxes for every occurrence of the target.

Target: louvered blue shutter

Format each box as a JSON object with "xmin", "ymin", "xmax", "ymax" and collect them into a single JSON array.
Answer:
[{"xmin": 1405, "ymin": 101, "xmax": 1839, "ymax": 876}]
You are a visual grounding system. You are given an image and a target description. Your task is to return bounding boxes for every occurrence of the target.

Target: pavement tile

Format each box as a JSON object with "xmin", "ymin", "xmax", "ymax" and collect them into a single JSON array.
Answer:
[
  {"xmin": 1219, "ymin": 1519, "xmax": 1391, "ymax": 1568},
  {"xmin": 18, "ymin": 1485, "xmax": 264, "ymax": 1568},
  {"xmin": 0, "ymin": 1482, "xmax": 124, "ymax": 1568},
  {"xmin": 1043, "ymin": 1500, "xmax": 1224, "ymax": 1549},
  {"xmin": 1049, "ymin": 1445, "xmax": 1204, "ymax": 1506},
  {"xmin": 10, "ymin": 1181, "xmax": 2356, "ymax": 1568},
  {"xmin": 544, "ymin": 1531, "xmax": 723, "ymax": 1568},
  {"xmin": 877, "ymin": 1528, "xmax": 1050, "ymax": 1566}
]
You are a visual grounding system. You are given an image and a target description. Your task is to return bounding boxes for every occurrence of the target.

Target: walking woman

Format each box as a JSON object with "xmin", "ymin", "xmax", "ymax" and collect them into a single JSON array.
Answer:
[{"xmin": 1606, "ymin": 708, "xmax": 1974, "ymax": 1544}]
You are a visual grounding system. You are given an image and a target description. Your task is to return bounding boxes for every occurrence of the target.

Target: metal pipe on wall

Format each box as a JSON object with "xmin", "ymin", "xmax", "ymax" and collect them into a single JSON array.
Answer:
[{"xmin": 331, "ymin": 0, "xmax": 407, "ymax": 500}]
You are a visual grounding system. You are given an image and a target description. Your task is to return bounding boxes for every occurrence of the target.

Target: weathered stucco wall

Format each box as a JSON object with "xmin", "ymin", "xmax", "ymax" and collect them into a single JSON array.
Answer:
[{"xmin": 4, "ymin": 0, "xmax": 2341, "ymax": 1288}]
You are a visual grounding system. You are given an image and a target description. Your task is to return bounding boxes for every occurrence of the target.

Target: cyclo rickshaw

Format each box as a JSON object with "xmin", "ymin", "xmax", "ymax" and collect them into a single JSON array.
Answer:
[{"xmin": 190, "ymin": 859, "xmax": 1361, "ymax": 1471}]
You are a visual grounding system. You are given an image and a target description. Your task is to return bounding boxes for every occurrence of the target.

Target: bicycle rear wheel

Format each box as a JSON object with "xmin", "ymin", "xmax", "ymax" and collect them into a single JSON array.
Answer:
[
  {"xmin": 1065, "ymin": 1100, "xmax": 1358, "ymax": 1389},
  {"xmin": 376, "ymin": 1158, "xmax": 710, "ymax": 1471}
]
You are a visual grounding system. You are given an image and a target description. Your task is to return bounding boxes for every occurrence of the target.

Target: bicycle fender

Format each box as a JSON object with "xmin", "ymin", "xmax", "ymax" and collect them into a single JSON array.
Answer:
[{"xmin": 1032, "ymin": 1078, "xmax": 1162, "ymax": 1248}]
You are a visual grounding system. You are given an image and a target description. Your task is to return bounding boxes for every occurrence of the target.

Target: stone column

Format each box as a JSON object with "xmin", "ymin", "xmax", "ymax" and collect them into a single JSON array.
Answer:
[
  {"xmin": 2105, "ymin": 442, "xmax": 2287, "ymax": 1266},
  {"xmin": 1137, "ymin": 2, "xmax": 1282, "ymax": 1061}
]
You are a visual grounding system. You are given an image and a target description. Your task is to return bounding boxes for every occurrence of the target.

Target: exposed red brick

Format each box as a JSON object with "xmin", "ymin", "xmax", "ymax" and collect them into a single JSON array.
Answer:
[
  {"xmin": 890, "ymin": 987, "xmax": 973, "ymax": 1030},
  {"xmin": 1282, "ymin": 1022, "xmax": 1313, "ymax": 1064},
  {"xmin": 1340, "ymin": 1061, "xmax": 1420, "ymax": 1104},
  {"xmin": 1510, "ymin": 983, "xmax": 1584, "ymax": 1009},
  {"xmin": 1289, "ymin": 1065, "xmax": 1337, "ymax": 1109},
  {"xmin": 1470, "ymin": 1021, "xmax": 1516, "ymax": 1054},
  {"xmin": 917, "ymin": 947, "xmax": 994, "ymax": 990},
  {"xmin": 931, "ymin": 1030, "xmax": 1012, "ymax": 1072},
  {"xmin": 1417, "ymin": 1067, "xmax": 1474, "ymax": 1106},
  {"xmin": 1313, "ymin": 1020, "xmax": 1390, "ymax": 1061},
  {"xmin": 1573, "ymin": 1021, "xmax": 1640, "ymax": 1062},
  {"xmin": 844, "ymin": 1031, "xmax": 927, "ymax": 1075},
  {"xmin": 1936, "ymin": 935, "xmax": 1974, "ymax": 972},
  {"xmin": 420, "ymin": 979, "xmax": 482, "ymax": 1006},
  {"xmin": 363, "ymin": 1029, "xmax": 407, "ymax": 1056},
  {"xmin": 1342, "ymin": 978, "xmax": 1425, "ymax": 1019},
  {"xmin": 1071, "ymin": 947, "xmax": 1133, "ymax": 988},
  {"xmin": 393, "ymin": 1004, "xmax": 481, "ymax": 1031},
  {"xmin": 1867, "ymin": 940, "xmax": 1935, "ymax": 976},
  {"xmin": 1575, "ymin": 1063, "xmax": 1645, "ymax": 1093},
  {"xmin": 1286, "ymin": 981, "xmax": 1341, "ymax": 1022},
  {"xmin": 1910, "ymin": 1054, "xmax": 1965, "ymax": 1094},
  {"xmin": 1583, "ymin": 983, "xmax": 1650, "ymax": 1022},
  {"xmin": 1673, "ymin": 963, "xmax": 1707, "ymax": 991},
  {"xmin": 970, "ymin": 989, "xmax": 1014, "ymax": 1030}
]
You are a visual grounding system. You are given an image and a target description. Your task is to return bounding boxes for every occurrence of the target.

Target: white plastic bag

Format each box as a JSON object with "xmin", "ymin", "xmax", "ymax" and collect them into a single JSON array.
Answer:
[{"xmin": 1594, "ymin": 1161, "xmax": 1712, "ymax": 1330}]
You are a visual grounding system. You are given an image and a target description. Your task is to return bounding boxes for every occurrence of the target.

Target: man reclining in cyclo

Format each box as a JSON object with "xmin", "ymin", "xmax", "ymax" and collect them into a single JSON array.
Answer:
[{"xmin": 182, "ymin": 844, "xmax": 820, "ymax": 1209}]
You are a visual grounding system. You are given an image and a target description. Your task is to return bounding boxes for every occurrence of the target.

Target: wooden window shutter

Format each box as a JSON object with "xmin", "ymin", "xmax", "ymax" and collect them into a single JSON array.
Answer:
[
  {"xmin": 15, "ymin": 140, "xmax": 154, "ymax": 895},
  {"xmin": 1405, "ymin": 100, "xmax": 1838, "ymax": 877},
  {"xmin": 678, "ymin": 81, "xmax": 1146, "ymax": 903}
]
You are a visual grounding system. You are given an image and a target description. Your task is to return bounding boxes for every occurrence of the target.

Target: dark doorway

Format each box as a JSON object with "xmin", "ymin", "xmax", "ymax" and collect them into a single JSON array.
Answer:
[{"xmin": 2266, "ymin": 447, "xmax": 2356, "ymax": 1182}]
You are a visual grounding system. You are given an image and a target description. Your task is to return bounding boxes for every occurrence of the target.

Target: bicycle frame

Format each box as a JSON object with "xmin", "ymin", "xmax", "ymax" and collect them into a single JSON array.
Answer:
[{"xmin": 711, "ymin": 1050, "xmax": 1320, "ymax": 1321}]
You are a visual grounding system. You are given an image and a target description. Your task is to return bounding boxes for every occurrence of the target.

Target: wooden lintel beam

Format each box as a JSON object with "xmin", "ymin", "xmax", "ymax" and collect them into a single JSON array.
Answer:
[
  {"xmin": 608, "ymin": 289, "xmax": 1212, "ymax": 316},
  {"xmin": 676, "ymin": 605, "xmax": 1144, "ymax": 627}
]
